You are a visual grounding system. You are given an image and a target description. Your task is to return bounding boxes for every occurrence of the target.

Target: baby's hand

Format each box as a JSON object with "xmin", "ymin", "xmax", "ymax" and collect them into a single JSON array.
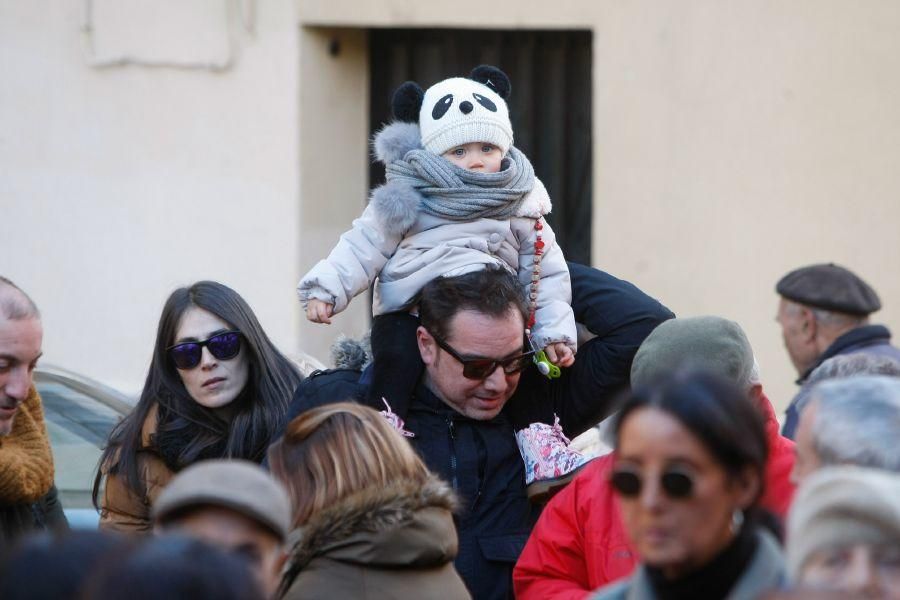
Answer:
[
  {"xmin": 306, "ymin": 299, "xmax": 334, "ymax": 324},
  {"xmin": 544, "ymin": 342, "xmax": 575, "ymax": 368}
]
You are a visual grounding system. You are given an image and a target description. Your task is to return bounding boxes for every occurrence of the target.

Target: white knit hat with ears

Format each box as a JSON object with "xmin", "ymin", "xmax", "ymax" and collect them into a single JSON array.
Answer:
[{"xmin": 418, "ymin": 71, "xmax": 513, "ymax": 157}]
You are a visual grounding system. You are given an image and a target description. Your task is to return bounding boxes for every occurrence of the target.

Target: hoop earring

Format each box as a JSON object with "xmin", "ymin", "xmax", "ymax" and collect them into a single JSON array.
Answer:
[{"xmin": 731, "ymin": 509, "xmax": 745, "ymax": 534}]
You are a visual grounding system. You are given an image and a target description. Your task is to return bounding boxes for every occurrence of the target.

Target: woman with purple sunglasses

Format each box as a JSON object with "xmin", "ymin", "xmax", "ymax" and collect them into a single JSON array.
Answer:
[
  {"xmin": 92, "ymin": 281, "xmax": 302, "ymax": 533},
  {"xmin": 591, "ymin": 371, "xmax": 786, "ymax": 600}
]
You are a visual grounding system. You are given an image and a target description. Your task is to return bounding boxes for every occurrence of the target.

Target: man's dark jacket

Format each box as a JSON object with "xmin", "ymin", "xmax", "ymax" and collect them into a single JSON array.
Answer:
[
  {"xmin": 782, "ymin": 324, "xmax": 900, "ymax": 438},
  {"xmin": 287, "ymin": 264, "xmax": 674, "ymax": 599},
  {"xmin": 0, "ymin": 484, "xmax": 67, "ymax": 544}
]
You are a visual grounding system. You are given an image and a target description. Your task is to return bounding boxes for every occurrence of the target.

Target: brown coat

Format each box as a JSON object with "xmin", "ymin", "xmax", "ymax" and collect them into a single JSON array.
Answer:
[
  {"xmin": 99, "ymin": 403, "xmax": 174, "ymax": 534},
  {"xmin": 280, "ymin": 475, "xmax": 471, "ymax": 600}
]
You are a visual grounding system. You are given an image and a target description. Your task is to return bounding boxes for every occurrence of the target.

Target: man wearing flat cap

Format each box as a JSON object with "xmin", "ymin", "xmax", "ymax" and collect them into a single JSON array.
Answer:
[
  {"xmin": 775, "ymin": 263, "xmax": 900, "ymax": 438},
  {"xmin": 153, "ymin": 460, "xmax": 290, "ymax": 598}
]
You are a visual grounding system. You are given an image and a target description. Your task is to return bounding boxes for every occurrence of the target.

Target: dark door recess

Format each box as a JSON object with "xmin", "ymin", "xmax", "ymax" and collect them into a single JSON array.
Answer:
[{"xmin": 369, "ymin": 29, "xmax": 593, "ymax": 264}]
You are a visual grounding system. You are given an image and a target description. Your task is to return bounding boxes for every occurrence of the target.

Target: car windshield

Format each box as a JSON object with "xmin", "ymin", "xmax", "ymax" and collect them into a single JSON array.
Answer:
[{"xmin": 41, "ymin": 382, "xmax": 122, "ymax": 509}]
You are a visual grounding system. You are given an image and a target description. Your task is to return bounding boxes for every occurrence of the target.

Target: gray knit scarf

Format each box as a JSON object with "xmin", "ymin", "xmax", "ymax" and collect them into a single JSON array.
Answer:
[{"xmin": 385, "ymin": 146, "xmax": 535, "ymax": 221}]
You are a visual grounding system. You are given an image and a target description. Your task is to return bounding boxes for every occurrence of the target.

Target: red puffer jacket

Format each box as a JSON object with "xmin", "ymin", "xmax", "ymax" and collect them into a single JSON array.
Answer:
[{"xmin": 513, "ymin": 390, "xmax": 795, "ymax": 600}]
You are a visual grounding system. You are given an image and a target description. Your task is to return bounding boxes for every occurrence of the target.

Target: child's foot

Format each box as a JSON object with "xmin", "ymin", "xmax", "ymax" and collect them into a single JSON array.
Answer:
[
  {"xmin": 379, "ymin": 398, "xmax": 415, "ymax": 438},
  {"xmin": 516, "ymin": 416, "xmax": 594, "ymax": 503}
]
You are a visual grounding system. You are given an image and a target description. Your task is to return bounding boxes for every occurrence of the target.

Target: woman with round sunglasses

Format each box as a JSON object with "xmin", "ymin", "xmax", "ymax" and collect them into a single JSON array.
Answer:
[
  {"xmin": 92, "ymin": 281, "xmax": 302, "ymax": 533},
  {"xmin": 591, "ymin": 370, "xmax": 786, "ymax": 600}
]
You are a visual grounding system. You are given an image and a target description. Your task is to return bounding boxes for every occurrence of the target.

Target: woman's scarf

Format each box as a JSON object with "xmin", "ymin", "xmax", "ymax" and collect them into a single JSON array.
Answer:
[{"xmin": 385, "ymin": 146, "xmax": 535, "ymax": 221}]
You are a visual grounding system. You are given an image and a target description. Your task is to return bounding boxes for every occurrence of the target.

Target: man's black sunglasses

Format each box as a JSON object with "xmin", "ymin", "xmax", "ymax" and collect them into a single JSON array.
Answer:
[
  {"xmin": 430, "ymin": 331, "xmax": 534, "ymax": 380},
  {"xmin": 167, "ymin": 331, "xmax": 242, "ymax": 370},
  {"xmin": 610, "ymin": 467, "xmax": 695, "ymax": 500}
]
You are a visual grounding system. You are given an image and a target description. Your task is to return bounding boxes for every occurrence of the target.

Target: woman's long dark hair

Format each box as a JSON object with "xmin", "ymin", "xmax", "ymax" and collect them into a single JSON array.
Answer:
[
  {"xmin": 92, "ymin": 281, "xmax": 302, "ymax": 506},
  {"xmin": 614, "ymin": 370, "xmax": 769, "ymax": 514}
]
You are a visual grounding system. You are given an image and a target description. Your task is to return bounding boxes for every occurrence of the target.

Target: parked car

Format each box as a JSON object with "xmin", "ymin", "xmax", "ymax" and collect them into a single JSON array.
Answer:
[
  {"xmin": 35, "ymin": 352, "xmax": 326, "ymax": 529},
  {"xmin": 34, "ymin": 364, "xmax": 134, "ymax": 529}
]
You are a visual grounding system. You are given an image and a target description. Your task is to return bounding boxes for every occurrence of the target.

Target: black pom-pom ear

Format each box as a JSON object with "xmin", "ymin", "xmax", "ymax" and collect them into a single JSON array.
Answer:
[
  {"xmin": 470, "ymin": 65, "xmax": 511, "ymax": 100},
  {"xmin": 392, "ymin": 81, "xmax": 425, "ymax": 122}
]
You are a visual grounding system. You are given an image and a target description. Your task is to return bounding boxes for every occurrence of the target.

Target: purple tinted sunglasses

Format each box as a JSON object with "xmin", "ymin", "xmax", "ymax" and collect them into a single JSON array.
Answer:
[{"xmin": 167, "ymin": 331, "xmax": 242, "ymax": 370}]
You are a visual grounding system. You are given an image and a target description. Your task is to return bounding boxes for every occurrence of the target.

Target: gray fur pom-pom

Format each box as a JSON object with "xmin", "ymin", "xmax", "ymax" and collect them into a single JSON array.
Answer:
[
  {"xmin": 331, "ymin": 334, "xmax": 371, "ymax": 370},
  {"xmin": 370, "ymin": 181, "xmax": 421, "ymax": 236},
  {"xmin": 373, "ymin": 121, "xmax": 422, "ymax": 164}
]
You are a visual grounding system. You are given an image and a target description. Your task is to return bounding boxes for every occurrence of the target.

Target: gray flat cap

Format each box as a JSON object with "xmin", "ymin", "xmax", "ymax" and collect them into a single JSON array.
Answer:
[
  {"xmin": 776, "ymin": 263, "xmax": 881, "ymax": 316},
  {"xmin": 152, "ymin": 459, "xmax": 292, "ymax": 541},
  {"xmin": 631, "ymin": 316, "xmax": 754, "ymax": 388}
]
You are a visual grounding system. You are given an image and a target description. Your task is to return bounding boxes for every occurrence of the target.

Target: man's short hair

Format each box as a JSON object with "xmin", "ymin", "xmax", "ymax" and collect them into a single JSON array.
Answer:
[
  {"xmin": 0, "ymin": 276, "xmax": 40, "ymax": 320},
  {"xmin": 807, "ymin": 353, "xmax": 900, "ymax": 386},
  {"xmin": 418, "ymin": 267, "xmax": 527, "ymax": 341},
  {"xmin": 795, "ymin": 353, "xmax": 900, "ymax": 414},
  {"xmin": 808, "ymin": 375, "xmax": 900, "ymax": 472}
]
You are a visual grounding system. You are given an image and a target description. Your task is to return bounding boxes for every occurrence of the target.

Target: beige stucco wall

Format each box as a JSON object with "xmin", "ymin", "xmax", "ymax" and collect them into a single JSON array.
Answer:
[
  {"xmin": 4, "ymin": 1, "xmax": 900, "ymax": 411},
  {"xmin": 590, "ymin": 2, "xmax": 900, "ymax": 411},
  {"xmin": 2, "ymin": 0, "xmax": 303, "ymax": 395}
]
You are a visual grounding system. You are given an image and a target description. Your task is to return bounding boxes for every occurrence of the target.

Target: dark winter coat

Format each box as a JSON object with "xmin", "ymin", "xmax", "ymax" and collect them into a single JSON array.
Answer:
[
  {"xmin": 287, "ymin": 263, "xmax": 674, "ymax": 599},
  {"xmin": 279, "ymin": 475, "xmax": 470, "ymax": 600},
  {"xmin": 782, "ymin": 324, "xmax": 900, "ymax": 438},
  {"xmin": 0, "ymin": 484, "xmax": 67, "ymax": 544}
]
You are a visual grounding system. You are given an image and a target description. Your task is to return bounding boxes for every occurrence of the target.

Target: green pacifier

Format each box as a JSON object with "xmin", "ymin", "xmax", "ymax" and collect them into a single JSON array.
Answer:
[{"xmin": 534, "ymin": 349, "xmax": 561, "ymax": 379}]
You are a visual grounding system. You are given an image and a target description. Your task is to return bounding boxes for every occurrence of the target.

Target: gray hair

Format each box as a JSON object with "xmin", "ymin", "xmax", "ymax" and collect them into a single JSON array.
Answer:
[
  {"xmin": 808, "ymin": 375, "xmax": 900, "ymax": 472},
  {"xmin": 795, "ymin": 353, "xmax": 900, "ymax": 414},
  {"xmin": 782, "ymin": 301, "xmax": 867, "ymax": 330},
  {"xmin": 807, "ymin": 352, "xmax": 900, "ymax": 385},
  {"xmin": 0, "ymin": 276, "xmax": 40, "ymax": 320},
  {"xmin": 809, "ymin": 306, "xmax": 867, "ymax": 329}
]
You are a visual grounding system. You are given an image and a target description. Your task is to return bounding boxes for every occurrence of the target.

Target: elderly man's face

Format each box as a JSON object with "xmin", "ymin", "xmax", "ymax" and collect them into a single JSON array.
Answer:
[
  {"xmin": 801, "ymin": 543, "xmax": 900, "ymax": 599},
  {"xmin": 791, "ymin": 401, "xmax": 822, "ymax": 485},
  {"xmin": 158, "ymin": 506, "xmax": 286, "ymax": 598},
  {"xmin": 0, "ymin": 316, "xmax": 43, "ymax": 436},
  {"xmin": 417, "ymin": 307, "xmax": 525, "ymax": 420},
  {"xmin": 776, "ymin": 299, "xmax": 819, "ymax": 376}
]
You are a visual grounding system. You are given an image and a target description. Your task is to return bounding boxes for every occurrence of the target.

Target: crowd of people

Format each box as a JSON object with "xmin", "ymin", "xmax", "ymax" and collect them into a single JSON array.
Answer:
[{"xmin": 2, "ymin": 65, "xmax": 899, "ymax": 600}]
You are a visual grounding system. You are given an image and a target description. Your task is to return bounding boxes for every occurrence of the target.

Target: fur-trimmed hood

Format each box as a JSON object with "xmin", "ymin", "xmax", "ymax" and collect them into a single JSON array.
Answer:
[{"xmin": 282, "ymin": 475, "xmax": 459, "ymax": 581}]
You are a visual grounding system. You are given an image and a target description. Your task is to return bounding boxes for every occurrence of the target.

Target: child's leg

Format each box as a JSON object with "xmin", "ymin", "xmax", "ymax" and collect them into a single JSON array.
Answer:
[
  {"xmin": 505, "ymin": 378, "xmax": 554, "ymax": 431},
  {"xmin": 366, "ymin": 311, "xmax": 423, "ymax": 419}
]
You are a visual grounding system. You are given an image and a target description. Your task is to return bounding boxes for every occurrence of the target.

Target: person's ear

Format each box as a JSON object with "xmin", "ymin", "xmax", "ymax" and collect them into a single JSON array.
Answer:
[
  {"xmin": 274, "ymin": 550, "xmax": 288, "ymax": 575},
  {"xmin": 417, "ymin": 326, "xmax": 437, "ymax": 366},
  {"xmin": 748, "ymin": 383, "xmax": 764, "ymax": 404},
  {"xmin": 732, "ymin": 466, "xmax": 762, "ymax": 510},
  {"xmin": 799, "ymin": 307, "xmax": 817, "ymax": 342}
]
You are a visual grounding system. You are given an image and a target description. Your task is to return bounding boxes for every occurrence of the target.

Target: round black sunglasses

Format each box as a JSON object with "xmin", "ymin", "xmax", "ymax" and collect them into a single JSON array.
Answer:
[
  {"xmin": 610, "ymin": 467, "xmax": 694, "ymax": 500},
  {"xmin": 167, "ymin": 331, "xmax": 242, "ymax": 370}
]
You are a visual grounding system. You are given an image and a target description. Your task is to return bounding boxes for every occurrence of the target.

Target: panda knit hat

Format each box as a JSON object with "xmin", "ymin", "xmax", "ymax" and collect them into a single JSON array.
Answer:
[{"xmin": 417, "ymin": 69, "xmax": 514, "ymax": 156}]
